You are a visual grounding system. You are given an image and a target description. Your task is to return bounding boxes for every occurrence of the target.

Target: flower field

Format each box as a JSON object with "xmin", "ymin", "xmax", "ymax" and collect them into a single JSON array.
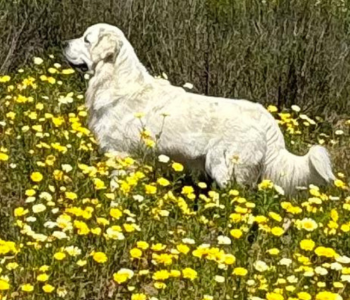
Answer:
[{"xmin": 0, "ymin": 56, "xmax": 349, "ymax": 300}]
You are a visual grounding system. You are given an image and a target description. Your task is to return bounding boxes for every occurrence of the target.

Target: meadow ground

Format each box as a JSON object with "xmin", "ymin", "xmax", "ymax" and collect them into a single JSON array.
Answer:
[{"xmin": 0, "ymin": 56, "xmax": 349, "ymax": 300}]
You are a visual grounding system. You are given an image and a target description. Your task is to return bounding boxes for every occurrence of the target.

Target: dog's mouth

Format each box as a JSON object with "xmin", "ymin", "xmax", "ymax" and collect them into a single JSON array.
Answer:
[
  {"xmin": 67, "ymin": 61, "xmax": 89, "ymax": 73},
  {"xmin": 62, "ymin": 50, "xmax": 89, "ymax": 73}
]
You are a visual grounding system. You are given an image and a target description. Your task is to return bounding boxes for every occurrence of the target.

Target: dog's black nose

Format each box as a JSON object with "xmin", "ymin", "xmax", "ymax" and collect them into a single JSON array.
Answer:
[{"xmin": 62, "ymin": 40, "xmax": 69, "ymax": 48}]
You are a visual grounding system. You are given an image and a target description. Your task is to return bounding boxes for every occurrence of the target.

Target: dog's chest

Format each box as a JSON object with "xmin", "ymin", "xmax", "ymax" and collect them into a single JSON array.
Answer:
[{"xmin": 88, "ymin": 107, "xmax": 139, "ymax": 152}]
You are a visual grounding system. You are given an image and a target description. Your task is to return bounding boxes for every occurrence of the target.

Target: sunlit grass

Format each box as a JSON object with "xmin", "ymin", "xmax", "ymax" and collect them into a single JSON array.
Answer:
[{"xmin": 0, "ymin": 56, "xmax": 349, "ymax": 300}]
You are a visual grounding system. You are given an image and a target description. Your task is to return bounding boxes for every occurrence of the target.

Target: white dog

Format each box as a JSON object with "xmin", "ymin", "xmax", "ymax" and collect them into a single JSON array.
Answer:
[{"xmin": 63, "ymin": 23, "xmax": 335, "ymax": 194}]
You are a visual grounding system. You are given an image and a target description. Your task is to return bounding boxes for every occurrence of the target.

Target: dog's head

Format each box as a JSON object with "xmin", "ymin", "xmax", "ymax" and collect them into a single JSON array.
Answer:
[{"xmin": 63, "ymin": 23, "xmax": 124, "ymax": 72}]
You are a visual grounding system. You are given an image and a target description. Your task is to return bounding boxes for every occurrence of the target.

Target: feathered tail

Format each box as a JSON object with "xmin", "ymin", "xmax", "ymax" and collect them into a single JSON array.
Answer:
[
  {"xmin": 263, "ymin": 145, "xmax": 335, "ymax": 195},
  {"xmin": 260, "ymin": 110, "xmax": 335, "ymax": 195}
]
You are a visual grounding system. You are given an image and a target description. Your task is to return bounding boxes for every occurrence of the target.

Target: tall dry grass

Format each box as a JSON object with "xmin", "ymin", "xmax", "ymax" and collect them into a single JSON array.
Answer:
[{"xmin": 1, "ymin": 0, "xmax": 350, "ymax": 115}]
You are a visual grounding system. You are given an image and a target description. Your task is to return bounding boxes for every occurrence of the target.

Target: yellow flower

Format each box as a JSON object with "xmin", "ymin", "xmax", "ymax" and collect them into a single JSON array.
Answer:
[
  {"xmin": 334, "ymin": 179, "xmax": 346, "ymax": 189},
  {"xmin": 113, "ymin": 268, "xmax": 134, "ymax": 284},
  {"xmin": 300, "ymin": 218, "xmax": 318, "ymax": 231},
  {"xmin": 47, "ymin": 77, "xmax": 56, "ymax": 84},
  {"xmin": 92, "ymin": 252, "xmax": 108, "ymax": 263},
  {"xmin": 177, "ymin": 244, "xmax": 190, "ymax": 254},
  {"xmin": 267, "ymin": 248, "xmax": 280, "ymax": 255},
  {"xmin": 138, "ymin": 270, "xmax": 150, "ymax": 276},
  {"xmin": 30, "ymin": 172, "xmax": 43, "ymax": 182},
  {"xmin": 223, "ymin": 254, "xmax": 236, "ymax": 265},
  {"xmin": 93, "ymin": 178, "xmax": 106, "ymax": 190},
  {"xmin": 154, "ymin": 281, "xmax": 166, "ymax": 289},
  {"xmin": 110, "ymin": 208, "xmax": 123, "ymax": 220},
  {"xmin": 0, "ymin": 75, "xmax": 11, "ymax": 82},
  {"xmin": 61, "ymin": 68, "xmax": 75, "ymax": 75},
  {"xmin": 76, "ymin": 260, "xmax": 87, "ymax": 267},
  {"xmin": 315, "ymin": 291, "xmax": 342, "ymax": 300},
  {"xmin": 266, "ymin": 292, "xmax": 284, "ymax": 300},
  {"xmin": 32, "ymin": 125, "xmax": 43, "ymax": 132},
  {"xmin": 65, "ymin": 192, "xmax": 78, "ymax": 200},
  {"xmin": 6, "ymin": 111, "xmax": 16, "ymax": 120},
  {"xmin": 54, "ymin": 252, "xmax": 66, "ymax": 260},
  {"xmin": 232, "ymin": 267, "xmax": 248, "ymax": 276},
  {"xmin": 137, "ymin": 241, "xmax": 149, "ymax": 250},
  {"xmin": 144, "ymin": 138, "xmax": 155, "ymax": 148},
  {"xmin": 254, "ymin": 215, "xmax": 268, "ymax": 223},
  {"xmin": 97, "ymin": 218, "xmax": 110, "ymax": 226},
  {"xmin": 152, "ymin": 270, "xmax": 170, "ymax": 281},
  {"xmin": 53, "ymin": 170, "xmax": 64, "ymax": 181},
  {"xmin": 130, "ymin": 248, "xmax": 142, "ymax": 259},
  {"xmin": 0, "ymin": 152, "xmax": 9, "ymax": 161},
  {"xmin": 14, "ymin": 207, "xmax": 29, "ymax": 217},
  {"xmin": 341, "ymin": 224, "xmax": 350, "ymax": 232},
  {"xmin": 198, "ymin": 182, "xmax": 207, "ymax": 189},
  {"xmin": 157, "ymin": 177, "xmax": 170, "ymax": 186},
  {"xmin": 315, "ymin": 246, "xmax": 337, "ymax": 258},
  {"xmin": 37, "ymin": 273, "xmax": 49, "ymax": 282},
  {"xmin": 145, "ymin": 184, "xmax": 157, "ymax": 194},
  {"xmin": 151, "ymin": 243, "xmax": 166, "ymax": 251},
  {"xmin": 124, "ymin": 223, "xmax": 137, "ymax": 232},
  {"xmin": 271, "ymin": 227, "xmax": 284, "ymax": 237},
  {"xmin": 333, "ymin": 282, "xmax": 344, "ymax": 288},
  {"xmin": 36, "ymin": 102, "xmax": 44, "ymax": 110},
  {"xmin": 230, "ymin": 229, "xmax": 243, "ymax": 239},
  {"xmin": 182, "ymin": 268, "xmax": 197, "ymax": 280},
  {"xmin": 91, "ymin": 228, "xmax": 102, "ymax": 235},
  {"xmin": 6, "ymin": 262, "xmax": 18, "ymax": 270},
  {"xmin": 21, "ymin": 284, "xmax": 34, "ymax": 292},
  {"xmin": 0, "ymin": 279, "xmax": 10, "ymax": 290},
  {"xmin": 182, "ymin": 186, "xmax": 194, "ymax": 194},
  {"xmin": 172, "ymin": 162, "xmax": 184, "ymax": 172},
  {"xmin": 48, "ymin": 67, "xmax": 57, "ymax": 74},
  {"xmin": 300, "ymin": 239, "xmax": 315, "ymax": 251},
  {"xmin": 39, "ymin": 265, "xmax": 49, "ymax": 272},
  {"xmin": 298, "ymin": 292, "xmax": 311, "ymax": 300},
  {"xmin": 269, "ymin": 212, "xmax": 282, "ymax": 222},
  {"xmin": 258, "ymin": 179, "xmax": 274, "ymax": 190},
  {"xmin": 42, "ymin": 284, "xmax": 55, "ymax": 293},
  {"xmin": 331, "ymin": 209, "xmax": 339, "ymax": 222},
  {"xmin": 131, "ymin": 293, "xmax": 147, "ymax": 300},
  {"xmin": 153, "ymin": 253, "xmax": 173, "ymax": 265},
  {"xmin": 25, "ymin": 189, "xmax": 36, "ymax": 196},
  {"xmin": 267, "ymin": 105, "xmax": 278, "ymax": 113}
]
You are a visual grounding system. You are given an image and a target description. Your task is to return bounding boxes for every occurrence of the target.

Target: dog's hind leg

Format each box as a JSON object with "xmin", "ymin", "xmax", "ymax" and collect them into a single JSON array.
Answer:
[{"xmin": 205, "ymin": 135, "xmax": 266, "ymax": 189}]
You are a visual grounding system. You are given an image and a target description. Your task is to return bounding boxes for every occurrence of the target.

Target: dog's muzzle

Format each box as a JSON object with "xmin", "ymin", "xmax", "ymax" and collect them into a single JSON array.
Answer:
[{"xmin": 62, "ymin": 41, "xmax": 89, "ymax": 72}]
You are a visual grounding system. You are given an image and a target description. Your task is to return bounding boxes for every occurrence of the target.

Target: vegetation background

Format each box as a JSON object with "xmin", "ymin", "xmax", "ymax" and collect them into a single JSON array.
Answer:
[
  {"xmin": 0, "ymin": 2, "xmax": 350, "ymax": 299},
  {"xmin": 1, "ymin": 0, "xmax": 350, "ymax": 116}
]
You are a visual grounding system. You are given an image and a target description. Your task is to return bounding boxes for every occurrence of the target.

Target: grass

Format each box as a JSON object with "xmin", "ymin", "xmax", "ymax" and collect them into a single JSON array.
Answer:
[
  {"xmin": 0, "ymin": 56, "xmax": 349, "ymax": 300},
  {"xmin": 2, "ymin": 0, "xmax": 350, "ymax": 115}
]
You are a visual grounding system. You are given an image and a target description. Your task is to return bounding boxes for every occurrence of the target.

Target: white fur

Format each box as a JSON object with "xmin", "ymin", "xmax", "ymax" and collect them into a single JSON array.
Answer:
[{"xmin": 63, "ymin": 23, "xmax": 335, "ymax": 195}]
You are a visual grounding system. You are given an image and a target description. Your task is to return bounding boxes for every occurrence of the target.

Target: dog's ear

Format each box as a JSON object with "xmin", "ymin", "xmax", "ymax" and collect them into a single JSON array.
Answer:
[{"xmin": 91, "ymin": 33, "xmax": 122, "ymax": 64}]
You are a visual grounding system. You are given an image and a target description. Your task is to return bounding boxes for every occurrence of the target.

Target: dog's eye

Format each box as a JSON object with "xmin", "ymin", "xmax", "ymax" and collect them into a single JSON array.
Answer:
[{"xmin": 84, "ymin": 36, "xmax": 90, "ymax": 44}]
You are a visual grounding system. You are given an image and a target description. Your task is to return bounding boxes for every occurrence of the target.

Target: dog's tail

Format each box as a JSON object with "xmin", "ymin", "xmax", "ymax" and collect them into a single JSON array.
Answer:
[{"xmin": 262, "ymin": 114, "xmax": 335, "ymax": 194}]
